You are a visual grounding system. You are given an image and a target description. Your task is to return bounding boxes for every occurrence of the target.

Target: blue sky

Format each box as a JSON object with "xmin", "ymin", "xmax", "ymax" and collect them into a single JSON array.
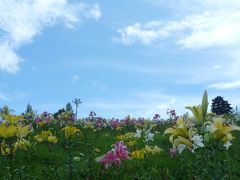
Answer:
[{"xmin": 0, "ymin": 0, "xmax": 240, "ymax": 119}]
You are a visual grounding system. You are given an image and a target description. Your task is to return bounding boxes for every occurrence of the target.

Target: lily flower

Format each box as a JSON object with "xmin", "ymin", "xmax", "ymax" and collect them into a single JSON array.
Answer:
[
  {"xmin": 174, "ymin": 136, "xmax": 194, "ymax": 150},
  {"xmin": 62, "ymin": 126, "xmax": 81, "ymax": 138},
  {"xmin": 47, "ymin": 135, "xmax": 58, "ymax": 143},
  {"xmin": 96, "ymin": 150, "xmax": 120, "ymax": 169},
  {"xmin": 164, "ymin": 117, "xmax": 190, "ymax": 143},
  {"xmin": 1, "ymin": 114, "xmax": 24, "ymax": 124},
  {"xmin": 177, "ymin": 144, "xmax": 186, "ymax": 154},
  {"xmin": 131, "ymin": 150, "xmax": 144, "ymax": 159},
  {"xmin": 164, "ymin": 117, "xmax": 197, "ymax": 145},
  {"xmin": 96, "ymin": 141, "xmax": 130, "ymax": 169},
  {"xmin": 151, "ymin": 145, "xmax": 162, "ymax": 154},
  {"xmin": 170, "ymin": 148, "xmax": 177, "ymax": 157},
  {"xmin": 192, "ymin": 134, "xmax": 204, "ymax": 149},
  {"xmin": 16, "ymin": 125, "xmax": 30, "ymax": 139},
  {"xmin": 134, "ymin": 129, "xmax": 142, "ymax": 138},
  {"xmin": 145, "ymin": 132, "xmax": 154, "ymax": 142},
  {"xmin": 114, "ymin": 141, "xmax": 130, "ymax": 161},
  {"xmin": 144, "ymin": 145, "xmax": 162, "ymax": 155},
  {"xmin": 34, "ymin": 130, "xmax": 58, "ymax": 143},
  {"xmin": 0, "ymin": 124, "xmax": 17, "ymax": 138},
  {"xmin": 205, "ymin": 117, "xmax": 240, "ymax": 143},
  {"xmin": 224, "ymin": 141, "xmax": 232, "ymax": 150}
]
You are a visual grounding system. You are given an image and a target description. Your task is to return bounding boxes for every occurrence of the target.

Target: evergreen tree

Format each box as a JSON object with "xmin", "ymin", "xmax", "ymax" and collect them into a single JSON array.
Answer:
[
  {"xmin": 25, "ymin": 103, "xmax": 33, "ymax": 114},
  {"xmin": 23, "ymin": 103, "xmax": 35, "ymax": 121},
  {"xmin": 66, "ymin": 102, "xmax": 73, "ymax": 113},
  {"xmin": 0, "ymin": 105, "xmax": 10, "ymax": 115},
  {"xmin": 211, "ymin": 96, "xmax": 233, "ymax": 115}
]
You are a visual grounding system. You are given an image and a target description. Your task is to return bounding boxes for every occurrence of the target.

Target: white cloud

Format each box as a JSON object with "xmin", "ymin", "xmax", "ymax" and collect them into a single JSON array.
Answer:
[
  {"xmin": 0, "ymin": 90, "xmax": 27, "ymax": 101},
  {"xmin": 91, "ymin": 81, "xmax": 107, "ymax": 92},
  {"xmin": 209, "ymin": 81, "xmax": 240, "ymax": 90},
  {"xmin": 116, "ymin": 22, "xmax": 161, "ymax": 45},
  {"xmin": 0, "ymin": 0, "xmax": 101, "ymax": 73},
  {"xmin": 177, "ymin": 11, "xmax": 240, "ymax": 49},
  {"xmin": 87, "ymin": 4, "xmax": 101, "ymax": 20},
  {"xmin": 213, "ymin": 65, "xmax": 221, "ymax": 70},
  {"xmin": 116, "ymin": 11, "xmax": 240, "ymax": 49},
  {"xmin": 72, "ymin": 75, "xmax": 80, "ymax": 82},
  {"xmin": 146, "ymin": 0, "xmax": 240, "ymax": 13},
  {"xmin": 0, "ymin": 43, "xmax": 21, "ymax": 73}
]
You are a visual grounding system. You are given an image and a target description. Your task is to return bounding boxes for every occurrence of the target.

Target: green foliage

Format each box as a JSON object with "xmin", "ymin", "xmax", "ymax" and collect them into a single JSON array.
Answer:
[
  {"xmin": 53, "ymin": 108, "xmax": 65, "ymax": 119},
  {"xmin": 0, "ymin": 118, "xmax": 239, "ymax": 179}
]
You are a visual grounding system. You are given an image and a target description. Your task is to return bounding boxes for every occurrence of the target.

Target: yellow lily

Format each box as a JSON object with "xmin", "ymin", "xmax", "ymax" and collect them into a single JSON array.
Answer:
[
  {"xmin": 0, "ymin": 124, "xmax": 17, "ymax": 138},
  {"xmin": 116, "ymin": 132, "xmax": 135, "ymax": 141},
  {"xmin": 131, "ymin": 150, "xmax": 145, "ymax": 159},
  {"xmin": 126, "ymin": 140, "xmax": 137, "ymax": 147},
  {"xmin": 39, "ymin": 130, "xmax": 52, "ymax": 138},
  {"xmin": 143, "ymin": 145, "xmax": 152, "ymax": 154},
  {"xmin": 164, "ymin": 117, "xmax": 196, "ymax": 143},
  {"xmin": 164, "ymin": 117, "xmax": 199, "ymax": 151},
  {"xmin": 62, "ymin": 126, "xmax": 81, "ymax": 138},
  {"xmin": 206, "ymin": 117, "xmax": 240, "ymax": 143},
  {"xmin": 47, "ymin": 135, "xmax": 58, "ymax": 144},
  {"xmin": 173, "ymin": 136, "xmax": 194, "ymax": 149},
  {"xmin": 34, "ymin": 130, "xmax": 58, "ymax": 143},
  {"xmin": 16, "ymin": 125, "xmax": 30, "ymax": 139},
  {"xmin": 2, "ymin": 114, "xmax": 24, "ymax": 124},
  {"xmin": 143, "ymin": 145, "xmax": 162, "ymax": 155}
]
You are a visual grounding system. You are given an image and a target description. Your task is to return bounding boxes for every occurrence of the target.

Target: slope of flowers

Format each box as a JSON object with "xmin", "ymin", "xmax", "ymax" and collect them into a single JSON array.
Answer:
[{"xmin": 0, "ymin": 91, "xmax": 240, "ymax": 179}]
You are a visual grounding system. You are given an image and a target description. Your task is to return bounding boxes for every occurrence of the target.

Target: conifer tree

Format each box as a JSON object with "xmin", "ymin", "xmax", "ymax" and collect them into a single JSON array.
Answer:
[{"xmin": 211, "ymin": 96, "xmax": 233, "ymax": 115}]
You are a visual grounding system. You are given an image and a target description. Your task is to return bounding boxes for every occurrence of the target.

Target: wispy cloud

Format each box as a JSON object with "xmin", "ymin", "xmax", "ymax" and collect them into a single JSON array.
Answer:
[
  {"xmin": 145, "ymin": 0, "xmax": 240, "ymax": 13},
  {"xmin": 91, "ymin": 81, "xmax": 107, "ymax": 93},
  {"xmin": 0, "ymin": 91, "xmax": 10, "ymax": 101},
  {"xmin": 0, "ymin": 90, "xmax": 27, "ymax": 101},
  {"xmin": 72, "ymin": 75, "xmax": 80, "ymax": 82},
  {"xmin": 116, "ymin": 11, "xmax": 240, "ymax": 49},
  {"xmin": 209, "ymin": 81, "xmax": 240, "ymax": 90},
  {"xmin": 0, "ymin": 0, "xmax": 101, "ymax": 73}
]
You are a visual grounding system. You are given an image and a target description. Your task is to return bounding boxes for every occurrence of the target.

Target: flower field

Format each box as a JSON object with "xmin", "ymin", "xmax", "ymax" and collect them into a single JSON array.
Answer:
[{"xmin": 1, "ymin": 91, "xmax": 240, "ymax": 179}]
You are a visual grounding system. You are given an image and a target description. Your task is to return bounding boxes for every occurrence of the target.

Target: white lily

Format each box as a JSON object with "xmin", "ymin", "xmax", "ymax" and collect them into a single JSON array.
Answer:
[
  {"xmin": 192, "ymin": 134, "xmax": 204, "ymax": 149},
  {"xmin": 134, "ymin": 129, "xmax": 142, "ymax": 138},
  {"xmin": 224, "ymin": 141, "xmax": 232, "ymax": 150},
  {"xmin": 145, "ymin": 132, "xmax": 154, "ymax": 142},
  {"xmin": 177, "ymin": 144, "xmax": 186, "ymax": 154},
  {"xmin": 206, "ymin": 124, "xmax": 217, "ymax": 133}
]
